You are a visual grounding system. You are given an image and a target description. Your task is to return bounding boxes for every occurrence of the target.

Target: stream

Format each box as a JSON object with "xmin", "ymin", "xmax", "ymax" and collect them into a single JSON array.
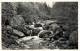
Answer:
[{"xmin": 16, "ymin": 36, "xmax": 57, "ymax": 49}]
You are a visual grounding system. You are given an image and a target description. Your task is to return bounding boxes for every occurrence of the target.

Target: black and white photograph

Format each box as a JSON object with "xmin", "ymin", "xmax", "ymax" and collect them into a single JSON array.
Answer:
[{"xmin": 1, "ymin": 2, "xmax": 78, "ymax": 50}]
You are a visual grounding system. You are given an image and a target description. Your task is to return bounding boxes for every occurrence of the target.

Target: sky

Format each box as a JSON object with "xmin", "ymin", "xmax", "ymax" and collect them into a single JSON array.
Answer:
[{"xmin": 46, "ymin": 2, "xmax": 55, "ymax": 8}]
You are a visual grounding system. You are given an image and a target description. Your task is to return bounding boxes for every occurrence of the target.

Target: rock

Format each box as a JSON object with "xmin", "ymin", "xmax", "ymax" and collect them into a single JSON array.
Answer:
[
  {"xmin": 10, "ymin": 15, "xmax": 25, "ymax": 27},
  {"xmin": 6, "ymin": 25, "xmax": 13, "ymax": 34},
  {"xmin": 49, "ymin": 23, "xmax": 62, "ymax": 32},
  {"xmin": 28, "ymin": 25, "xmax": 34, "ymax": 29},
  {"xmin": 17, "ymin": 36, "xmax": 33, "ymax": 43},
  {"xmin": 68, "ymin": 31, "xmax": 78, "ymax": 46},
  {"xmin": 13, "ymin": 29, "xmax": 24, "ymax": 37},
  {"xmin": 43, "ymin": 24, "xmax": 50, "ymax": 30},
  {"xmin": 34, "ymin": 24, "xmax": 42, "ymax": 27},
  {"xmin": 54, "ymin": 39, "xmax": 69, "ymax": 49},
  {"xmin": 44, "ymin": 20, "xmax": 57, "ymax": 25},
  {"xmin": 60, "ymin": 25, "xmax": 70, "ymax": 31},
  {"xmin": 62, "ymin": 31, "xmax": 70, "ymax": 40},
  {"xmin": 31, "ymin": 28, "xmax": 41, "ymax": 36},
  {"xmin": 13, "ymin": 25, "xmax": 31, "ymax": 36},
  {"xmin": 2, "ymin": 46, "xmax": 11, "ymax": 50},
  {"xmin": 36, "ymin": 27, "xmax": 43, "ymax": 30},
  {"xmin": 56, "ymin": 41, "xmax": 69, "ymax": 49},
  {"xmin": 60, "ymin": 25, "xmax": 70, "ymax": 39},
  {"xmin": 38, "ymin": 30, "xmax": 53, "ymax": 38},
  {"xmin": 49, "ymin": 23, "xmax": 63, "ymax": 40},
  {"xmin": 58, "ymin": 38, "xmax": 67, "ymax": 41}
]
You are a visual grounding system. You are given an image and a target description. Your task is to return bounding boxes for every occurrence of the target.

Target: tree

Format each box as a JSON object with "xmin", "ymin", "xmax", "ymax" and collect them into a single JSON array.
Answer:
[
  {"xmin": 50, "ymin": 2, "xmax": 78, "ymax": 32},
  {"xmin": 2, "ymin": 2, "xmax": 15, "ymax": 25}
]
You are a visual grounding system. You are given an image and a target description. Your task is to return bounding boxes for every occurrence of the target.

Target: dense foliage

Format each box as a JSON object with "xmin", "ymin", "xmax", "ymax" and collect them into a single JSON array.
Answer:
[{"xmin": 50, "ymin": 2, "xmax": 78, "ymax": 31}]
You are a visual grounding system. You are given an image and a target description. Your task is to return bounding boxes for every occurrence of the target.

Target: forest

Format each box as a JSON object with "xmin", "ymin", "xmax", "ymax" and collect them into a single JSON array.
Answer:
[{"xmin": 2, "ymin": 2, "xmax": 78, "ymax": 49}]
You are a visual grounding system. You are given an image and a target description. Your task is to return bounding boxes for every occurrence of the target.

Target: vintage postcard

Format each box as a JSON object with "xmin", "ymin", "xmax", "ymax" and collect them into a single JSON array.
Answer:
[{"xmin": 0, "ymin": 0, "xmax": 79, "ymax": 50}]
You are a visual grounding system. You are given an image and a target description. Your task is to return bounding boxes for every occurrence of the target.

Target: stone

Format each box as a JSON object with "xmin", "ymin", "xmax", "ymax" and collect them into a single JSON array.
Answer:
[
  {"xmin": 13, "ymin": 29, "xmax": 24, "ymax": 37},
  {"xmin": 68, "ymin": 31, "xmax": 78, "ymax": 45},
  {"xmin": 49, "ymin": 23, "xmax": 63, "ymax": 40},
  {"xmin": 38, "ymin": 30, "xmax": 53, "ymax": 38},
  {"xmin": 6, "ymin": 25, "xmax": 13, "ymax": 34},
  {"xmin": 10, "ymin": 15, "xmax": 25, "ymax": 27}
]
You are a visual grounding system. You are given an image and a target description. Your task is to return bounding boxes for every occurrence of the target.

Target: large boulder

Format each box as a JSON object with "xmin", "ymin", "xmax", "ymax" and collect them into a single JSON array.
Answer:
[
  {"xmin": 68, "ymin": 31, "xmax": 78, "ymax": 46},
  {"xmin": 31, "ymin": 28, "xmax": 41, "ymax": 36},
  {"xmin": 60, "ymin": 25, "xmax": 70, "ymax": 40},
  {"xmin": 12, "ymin": 29, "xmax": 25, "ymax": 37},
  {"xmin": 13, "ymin": 25, "xmax": 31, "ymax": 36},
  {"xmin": 38, "ymin": 30, "xmax": 53, "ymax": 38},
  {"xmin": 42, "ymin": 20, "xmax": 57, "ymax": 30},
  {"xmin": 43, "ymin": 24, "xmax": 50, "ymax": 30},
  {"xmin": 49, "ymin": 23, "xmax": 63, "ymax": 40},
  {"xmin": 49, "ymin": 23, "xmax": 62, "ymax": 32},
  {"xmin": 10, "ymin": 15, "xmax": 25, "ymax": 27}
]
